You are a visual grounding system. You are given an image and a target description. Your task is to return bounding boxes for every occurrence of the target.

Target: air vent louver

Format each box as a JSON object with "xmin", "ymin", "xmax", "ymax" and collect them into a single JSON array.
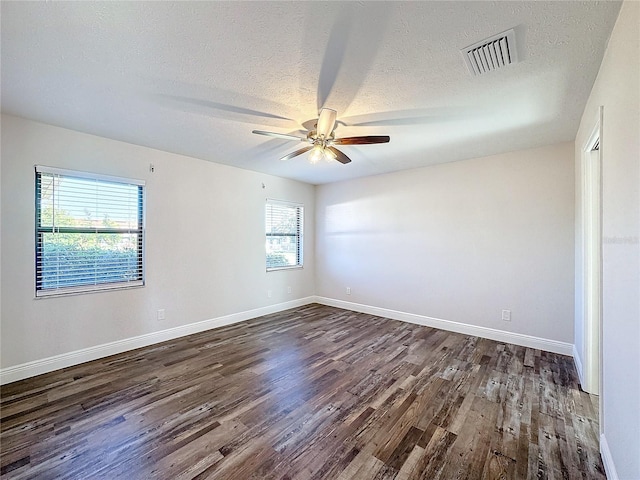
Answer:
[{"xmin": 462, "ymin": 28, "xmax": 518, "ymax": 76}]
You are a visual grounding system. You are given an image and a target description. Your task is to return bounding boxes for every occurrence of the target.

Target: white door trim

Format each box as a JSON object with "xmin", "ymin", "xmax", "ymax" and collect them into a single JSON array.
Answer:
[{"xmin": 581, "ymin": 106, "xmax": 604, "ymax": 431}]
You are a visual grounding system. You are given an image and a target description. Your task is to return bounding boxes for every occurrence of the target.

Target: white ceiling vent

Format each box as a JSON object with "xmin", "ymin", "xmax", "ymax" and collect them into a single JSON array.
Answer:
[{"xmin": 462, "ymin": 28, "xmax": 518, "ymax": 76}]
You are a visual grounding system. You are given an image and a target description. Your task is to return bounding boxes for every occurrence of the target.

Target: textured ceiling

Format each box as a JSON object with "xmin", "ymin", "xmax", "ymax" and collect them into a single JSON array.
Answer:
[{"xmin": 1, "ymin": 1, "xmax": 622, "ymax": 184}]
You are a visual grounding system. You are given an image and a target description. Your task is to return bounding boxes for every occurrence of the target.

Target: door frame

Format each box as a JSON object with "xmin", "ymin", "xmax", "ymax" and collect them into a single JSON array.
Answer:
[{"xmin": 581, "ymin": 106, "xmax": 603, "ymax": 432}]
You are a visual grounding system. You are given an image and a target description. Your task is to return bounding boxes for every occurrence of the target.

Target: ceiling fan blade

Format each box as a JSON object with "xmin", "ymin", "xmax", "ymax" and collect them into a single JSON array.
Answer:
[
  {"xmin": 280, "ymin": 146, "xmax": 313, "ymax": 161},
  {"xmin": 317, "ymin": 108, "xmax": 337, "ymax": 137},
  {"xmin": 327, "ymin": 147, "xmax": 351, "ymax": 164},
  {"xmin": 333, "ymin": 136, "xmax": 390, "ymax": 145},
  {"xmin": 252, "ymin": 130, "xmax": 306, "ymax": 141}
]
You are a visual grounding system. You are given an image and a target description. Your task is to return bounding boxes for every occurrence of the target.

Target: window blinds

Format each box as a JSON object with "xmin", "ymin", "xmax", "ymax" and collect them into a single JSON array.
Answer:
[
  {"xmin": 265, "ymin": 200, "xmax": 303, "ymax": 270},
  {"xmin": 35, "ymin": 166, "xmax": 145, "ymax": 296}
]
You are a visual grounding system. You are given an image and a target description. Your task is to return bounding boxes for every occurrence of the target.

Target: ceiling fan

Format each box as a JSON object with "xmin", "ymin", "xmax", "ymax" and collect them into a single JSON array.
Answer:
[{"xmin": 252, "ymin": 108, "xmax": 390, "ymax": 164}]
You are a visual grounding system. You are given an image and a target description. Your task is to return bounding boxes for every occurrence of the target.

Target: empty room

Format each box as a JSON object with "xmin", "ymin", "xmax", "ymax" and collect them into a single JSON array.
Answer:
[{"xmin": 1, "ymin": 1, "xmax": 638, "ymax": 479}]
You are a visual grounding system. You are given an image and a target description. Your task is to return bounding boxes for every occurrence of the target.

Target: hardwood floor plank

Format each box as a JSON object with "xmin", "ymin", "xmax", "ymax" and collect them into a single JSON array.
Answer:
[
  {"xmin": 414, "ymin": 425, "xmax": 458, "ymax": 479},
  {"xmin": 0, "ymin": 304, "xmax": 604, "ymax": 479}
]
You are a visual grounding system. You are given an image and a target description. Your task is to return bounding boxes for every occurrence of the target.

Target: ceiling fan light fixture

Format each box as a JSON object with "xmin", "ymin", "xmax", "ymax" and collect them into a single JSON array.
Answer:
[
  {"xmin": 323, "ymin": 147, "xmax": 337, "ymax": 161},
  {"xmin": 308, "ymin": 145, "xmax": 336, "ymax": 164},
  {"xmin": 309, "ymin": 145, "xmax": 325, "ymax": 163}
]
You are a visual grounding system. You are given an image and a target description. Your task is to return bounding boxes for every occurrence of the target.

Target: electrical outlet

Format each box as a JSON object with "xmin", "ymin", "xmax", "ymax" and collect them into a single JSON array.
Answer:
[
  {"xmin": 157, "ymin": 309, "xmax": 165, "ymax": 320},
  {"xmin": 346, "ymin": 287, "xmax": 351, "ymax": 295},
  {"xmin": 501, "ymin": 309, "xmax": 511, "ymax": 322},
  {"xmin": 267, "ymin": 290, "xmax": 272, "ymax": 298},
  {"xmin": 287, "ymin": 286, "xmax": 292, "ymax": 294}
]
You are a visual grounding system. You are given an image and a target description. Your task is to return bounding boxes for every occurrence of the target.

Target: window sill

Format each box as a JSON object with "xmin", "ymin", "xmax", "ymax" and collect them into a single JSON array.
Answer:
[
  {"xmin": 35, "ymin": 281, "xmax": 145, "ymax": 299},
  {"xmin": 266, "ymin": 265, "xmax": 303, "ymax": 272}
]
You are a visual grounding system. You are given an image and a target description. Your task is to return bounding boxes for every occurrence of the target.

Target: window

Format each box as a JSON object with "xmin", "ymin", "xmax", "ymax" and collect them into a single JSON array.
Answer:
[
  {"xmin": 35, "ymin": 166, "xmax": 145, "ymax": 297},
  {"xmin": 265, "ymin": 200, "xmax": 303, "ymax": 270}
]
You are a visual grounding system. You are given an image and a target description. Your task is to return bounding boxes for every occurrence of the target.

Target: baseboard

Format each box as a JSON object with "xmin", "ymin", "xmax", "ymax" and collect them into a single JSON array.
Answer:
[
  {"xmin": 1, "ymin": 296, "xmax": 575, "ymax": 384},
  {"xmin": 600, "ymin": 433, "xmax": 619, "ymax": 480},
  {"xmin": 313, "ymin": 296, "xmax": 574, "ymax": 356},
  {"xmin": 0, "ymin": 297, "xmax": 315, "ymax": 385},
  {"xmin": 573, "ymin": 344, "xmax": 586, "ymax": 387}
]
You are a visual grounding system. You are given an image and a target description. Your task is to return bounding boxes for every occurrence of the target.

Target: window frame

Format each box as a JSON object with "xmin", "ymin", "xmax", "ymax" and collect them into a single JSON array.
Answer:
[
  {"xmin": 34, "ymin": 165, "xmax": 146, "ymax": 298},
  {"xmin": 265, "ymin": 199, "xmax": 304, "ymax": 272}
]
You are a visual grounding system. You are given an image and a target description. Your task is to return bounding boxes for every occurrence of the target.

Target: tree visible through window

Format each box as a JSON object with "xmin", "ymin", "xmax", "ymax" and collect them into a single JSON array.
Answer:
[
  {"xmin": 35, "ymin": 166, "xmax": 145, "ymax": 297},
  {"xmin": 265, "ymin": 200, "xmax": 303, "ymax": 270}
]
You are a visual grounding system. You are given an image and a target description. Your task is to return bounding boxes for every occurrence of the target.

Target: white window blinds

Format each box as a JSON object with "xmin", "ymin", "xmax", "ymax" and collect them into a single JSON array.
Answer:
[
  {"xmin": 265, "ymin": 200, "xmax": 303, "ymax": 270},
  {"xmin": 35, "ymin": 166, "xmax": 145, "ymax": 297}
]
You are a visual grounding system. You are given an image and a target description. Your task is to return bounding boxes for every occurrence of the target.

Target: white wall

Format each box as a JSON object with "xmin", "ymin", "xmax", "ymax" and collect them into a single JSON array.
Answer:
[
  {"xmin": 0, "ymin": 114, "xmax": 315, "ymax": 370},
  {"xmin": 316, "ymin": 143, "xmax": 575, "ymax": 345},
  {"xmin": 574, "ymin": 2, "xmax": 640, "ymax": 478}
]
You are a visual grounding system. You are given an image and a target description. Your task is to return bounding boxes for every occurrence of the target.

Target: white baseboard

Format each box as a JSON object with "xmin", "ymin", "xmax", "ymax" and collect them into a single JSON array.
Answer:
[
  {"xmin": 313, "ymin": 296, "xmax": 574, "ymax": 356},
  {"xmin": 600, "ymin": 433, "xmax": 619, "ymax": 480},
  {"xmin": 0, "ymin": 297, "xmax": 315, "ymax": 385},
  {"xmin": 573, "ymin": 344, "xmax": 586, "ymax": 387},
  {"xmin": 1, "ymin": 296, "xmax": 575, "ymax": 385}
]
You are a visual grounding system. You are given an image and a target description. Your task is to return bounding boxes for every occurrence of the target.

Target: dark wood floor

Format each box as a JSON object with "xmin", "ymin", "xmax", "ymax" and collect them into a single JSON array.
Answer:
[{"xmin": 1, "ymin": 304, "xmax": 604, "ymax": 479}]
